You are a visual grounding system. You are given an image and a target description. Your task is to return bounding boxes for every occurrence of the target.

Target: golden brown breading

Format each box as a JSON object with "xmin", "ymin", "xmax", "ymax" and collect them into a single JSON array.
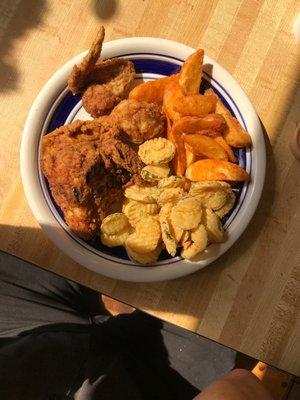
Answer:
[
  {"xmin": 111, "ymin": 99, "xmax": 166, "ymax": 144},
  {"xmin": 68, "ymin": 26, "xmax": 135, "ymax": 117},
  {"xmin": 41, "ymin": 117, "xmax": 143, "ymax": 240}
]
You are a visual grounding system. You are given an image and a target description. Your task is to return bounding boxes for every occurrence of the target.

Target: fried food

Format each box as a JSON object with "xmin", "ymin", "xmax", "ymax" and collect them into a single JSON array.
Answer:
[
  {"xmin": 185, "ymin": 159, "xmax": 250, "ymax": 182},
  {"xmin": 214, "ymin": 135, "xmax": 237, "ymax": 163},
  {"xmin": 138, "ymin": 137, "xmax": 175, "ymax": 165},
  {"xmin": 157, "ymin": 187, "xmax": 185, "ymax": 205},
  {"xmin": 124, "ymin": 185, "xmax": 159, "ymax": 203},
  {"xmin": 122, "ymin": 200, "xmax": 159, "ymax": 226},
  {"xmin": 179, "ymin": 49, "xmax": 204, "ymax": 95},
  {"xmin": 126, "ymin": 244, "xmax": 162, "ymax": 264},
  {"xmin": 185, "ymin": 146, "xmax": 197, "ymax": 167},
  {"xmin": 125, "ymin": 216, "xmax": 161, "ymax": 253},
  {"xmin": 215, "ymin": 190, "xmax": 236, "ymax": 218},
  {"xmin": 158, "ymin": 176, "xmax": 190, "ymax": 190},
  {"xmin": 189, "ymin": 181, "xmax": 230, "ymax": 210},
  {"xmin": 111, "ymin": 99, "xmax": 165, "ymax": 144},
  {"xmin": 163, "ymin": 78, "xmax": 184, "ymax": 121},
  {"xmin": 141, "ymin": 164, "xmax": 170, "ymax": 182},
  {"xmin": 181, "ymin": 224, "xmax": 207, "ymax": 259},
  {"xmin": 68, "ymin": 26, "xmax": 135, "ymax": 117},
  {"xmin": 167, "ymin": 118, "xmax": 187, "ymax": 176},
  {"xmin": 159, "ymin": 217, "xmax": 177, "ymax": 257},
  {"xmin": 173, "ymin": 94, "xmax": 217, "ymax": 116},
  {"xmin": 129, "ymin": 74, "xmax": 179, "ymax": 103},
  {"xmin": 101, "ymin": 229, "xmax": 131, "ymax": 247},
  {"xmin": 202, "ymin": 208, "xmax": 224, "ymax": 243},
  {"xmin": 100, "ymin": 213, "xmax": 130, "ymax": 236},
  {"xmin": 205, "ymin": 89, "xmax": 252, "ymax": 147},
  {"xmin": 183, "ymin": 134, "xmax": 228, "ymax": 160},
  {"xmin": 173, "ymin": 114, "xmax": 227, "ymax": 136},
  {"xmin": 170, "ymin": 198, "xmax": 202, "ymax": 230},
  {"xmin": 41, "ymin": 116, "xmax": 143, "ymax": 240}
]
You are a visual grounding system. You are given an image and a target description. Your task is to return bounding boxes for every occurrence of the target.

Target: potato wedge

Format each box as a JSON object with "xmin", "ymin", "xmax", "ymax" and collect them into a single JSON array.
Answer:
[
  {"xmin": 163, "ymin": 78, "xmax": 184, "ymax": 121},
  {"xmin": 205, "ymin": 89, "xmax": 252, "ymax": 147},
  {"xmin": 129, "ymin": 74, "xmax": 179, "ymax": 104},
  {"xmin": 173, "ymin": 94, "xmax": 217, "ymax": 117},
  {"xmin": 183, "ymin": 134, "xmax": 228, "ymax": 160},
  {"xmin": 179, "ymin": 49, "xmax": 204, "ymax": 95},
  {"xmin": 214, "ymin": 135, "xmax": 237, "ymax": 163},
  {"xmin": 173, "ymin": 114, "xmax": 226, "ymax": 136},
  {"xmin": 185, "ymin": 159, "xmax": 250, "ymax": 182},
  {"xmin": 185, "ymin": 145, "xmax": 198, "ymax": 167},
  {"xmin": 167, "ymin": 117, "xmax": 186, "ymax": 176}
]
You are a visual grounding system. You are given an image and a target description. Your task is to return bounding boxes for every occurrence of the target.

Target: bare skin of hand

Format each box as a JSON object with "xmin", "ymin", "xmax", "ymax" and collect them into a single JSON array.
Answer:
[{"xmin": 194, "ymin": 369, "xmax": 274, "ymax": 400}]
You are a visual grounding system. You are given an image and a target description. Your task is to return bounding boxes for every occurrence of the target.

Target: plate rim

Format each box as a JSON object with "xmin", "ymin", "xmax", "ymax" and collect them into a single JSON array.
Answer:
[{"xmin": 20, "ymin": 37, "xmax": 266, "ymax": 282}]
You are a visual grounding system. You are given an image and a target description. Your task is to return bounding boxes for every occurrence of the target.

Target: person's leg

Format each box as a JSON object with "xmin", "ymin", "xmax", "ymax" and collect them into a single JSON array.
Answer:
[
  {"xmin": 194, "ymin": 369, "xmax": 274, "ymax": 400},
  {"xmin": 0, "ymin": 251, "xmax": 104, "ymax": 337}
]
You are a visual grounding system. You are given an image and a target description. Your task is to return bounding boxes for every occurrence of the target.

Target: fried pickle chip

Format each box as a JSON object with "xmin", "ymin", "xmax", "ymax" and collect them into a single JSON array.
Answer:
[
  {"xmin": 125, "ymin": 244, "xmax": 162, "ymax": 265},
  {"xmin": 125, "ymin": 216, "xmax": 161, "ymax": 253},
  {"xmin": 158, "ymin": 175, "xmax": 190, "ymax": 191},
  {"xmin": 179, "ymin": 230, "xmax": 190, "ymax": 247},
  {"xmin": 160, "ymin": 218, "xmax": 177, "ymax": 257},
  {"xmin": 124, "ymin": 185, "xmax": 159, "ymax": 203},
  {"xmin": 183, "ymin": 134, "xmax": 228, "ymax": 160},
  {"xmin": 173, "ymin": 94, "xmax": 217, "ymax": 117},
  {"xmin": 141, "ymin": 164, "xmax": 170, "ymax": 182},
  {"xmin": 179, "ymin": 49, "xmax": 204, "ymax": 95},
  {"xmin": 129, "ymin": 74, "xmax": 179, "ymax": 104},
  {"xmin": 122, "ymin": 200, "xmax": 159, "ymax": 226},
  {"xmin": 202, "ymin": 208, "xmax": 224, "ymax": 243},
  {"xmin": 138, "ymin": 138, "xmax": 175, "ymax": 165},
  {"xmin": 101, "ymin": 229, "xmax": 131, "ymax": 248},
  {"xmin": 100, "ymin": 213, "xmax": 130, "ymax": 236},
  {"xmin": 185, "ymin": 159, "xmax": 250, "ymax": 182},
  {"xmin": 158, "ymin": 187, "xmax": 185, "ymax": 205},
  {"xmin": 188, "ymin": 181, "xmax": 230, "ymax": 210},
  {"xmin": 170, "ymin": 198, "xmax": 202, "ymax": 230},
  {"xmin": 181, "ymin": 224, "xmax": 207, "ymax": 259},
  {"xmin": 215, "ymin": 190, "xmax": 236, "ymax": 218}
]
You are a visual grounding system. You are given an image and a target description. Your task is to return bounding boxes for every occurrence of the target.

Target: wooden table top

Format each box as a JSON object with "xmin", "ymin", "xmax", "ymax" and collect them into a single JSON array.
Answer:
[{"xmin": 0, "ymin": 0, "xmax": 299, "ymax": 375}]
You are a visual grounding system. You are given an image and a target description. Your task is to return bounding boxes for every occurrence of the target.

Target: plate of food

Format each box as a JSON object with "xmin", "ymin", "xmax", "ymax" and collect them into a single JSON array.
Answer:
[{"xmin": 20, "ymin": 27, "xmax": 265, "ymax": 282}]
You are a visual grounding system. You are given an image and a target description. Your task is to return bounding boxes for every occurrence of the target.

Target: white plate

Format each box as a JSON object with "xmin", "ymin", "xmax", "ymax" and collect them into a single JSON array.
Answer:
[{"xmin": 20, "ymin": 37, "xmax": 266, "ymax": 282}]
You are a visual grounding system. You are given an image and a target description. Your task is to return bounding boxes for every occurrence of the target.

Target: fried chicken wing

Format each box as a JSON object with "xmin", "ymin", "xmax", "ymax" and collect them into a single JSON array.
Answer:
[
  {"xmin": 68, "ymin": 26, "xmax": 135, "ymax": 117},
  {"xmin": 111, "ymin": 99, "xmax": 166, "ymax": 144},
  {"xmin": 41, "ymin": 117, "xmax": 143, "ymax": 240}
]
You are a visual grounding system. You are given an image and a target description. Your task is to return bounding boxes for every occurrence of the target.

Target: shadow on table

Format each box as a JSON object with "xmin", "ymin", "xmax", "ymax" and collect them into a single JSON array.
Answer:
[
  {"xmin": 92, "ymin": 0, "xmax": 119, "ymax": 20},
  {"xmin": 0, "ymin": 0, "xmax": 48, "ymax": 93}
]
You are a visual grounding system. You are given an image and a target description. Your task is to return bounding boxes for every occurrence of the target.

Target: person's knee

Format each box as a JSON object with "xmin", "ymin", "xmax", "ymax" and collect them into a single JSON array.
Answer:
[{"xmin": 193, "ymin": 369, "xmax": 274, "ymax": 400}]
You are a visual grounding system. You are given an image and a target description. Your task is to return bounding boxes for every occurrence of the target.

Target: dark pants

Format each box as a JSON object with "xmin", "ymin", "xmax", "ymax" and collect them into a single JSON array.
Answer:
[{"xmin": 0, "ymin": 251, "xmax": 235, "ymax": 400}]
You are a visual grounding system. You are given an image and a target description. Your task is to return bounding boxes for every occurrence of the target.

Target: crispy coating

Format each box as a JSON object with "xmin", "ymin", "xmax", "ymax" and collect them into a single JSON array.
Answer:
[
  {"xmin": 82, "ymin": 84, "xmax": 121, "ymax": 117},
  {"xmin": 41, "ymin": 117, "xmax": 143, "ymax": 240},
  {"xmin": 111, "ymin": 99, "xmax": 166, "ymax": 144},
  {"xmin": 68, "ymin": 26, "xmax": 135, "ymax": 117}
]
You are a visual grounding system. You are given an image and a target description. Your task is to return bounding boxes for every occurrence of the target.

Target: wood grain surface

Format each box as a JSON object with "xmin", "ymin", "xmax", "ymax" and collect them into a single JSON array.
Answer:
[{"xmin": 0, "ymin": 0, "xmax": 299, "ymax": 375}]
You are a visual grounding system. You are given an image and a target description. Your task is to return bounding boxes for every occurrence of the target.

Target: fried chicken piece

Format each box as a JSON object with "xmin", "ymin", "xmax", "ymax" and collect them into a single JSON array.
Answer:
[
  {"xmin": 111, "ymin": 99, "xmax": 166, "ymax": 144},
  {"xmin": 68, "ymin": 26, "xmax": 135, "ymax": 117},
  {"xmin": 41, "ymin": 117, "xmax": 143, "ymax": 240}
]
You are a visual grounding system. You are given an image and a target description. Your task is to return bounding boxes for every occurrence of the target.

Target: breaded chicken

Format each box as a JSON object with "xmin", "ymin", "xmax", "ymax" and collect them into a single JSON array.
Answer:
[
  {"xmin": 41, "ymin": 117, "xmax": 143, "ymax": 240},
  {"xmin": 111, "ymin": 99, "xmax": 166, "ymax": 144},
  {"xmin": 68, "ymin": 26, "xmax": 135, "ymax": 117}
]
